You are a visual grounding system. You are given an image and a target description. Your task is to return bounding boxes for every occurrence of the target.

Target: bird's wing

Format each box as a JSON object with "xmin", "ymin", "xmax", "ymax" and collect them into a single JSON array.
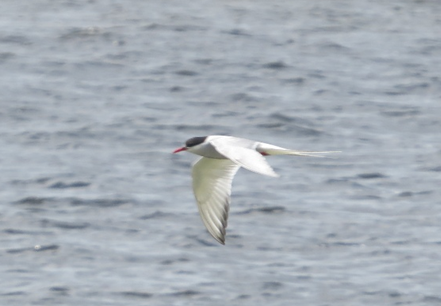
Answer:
[
  {"xmin": 192, "ymin": 157, "xmax": 240, "ymax": 245},
  {"xmin": 210, "ymin": 138, "xmax": 279, "ymax": 177},
  {"xmin": 256, "ymin": 142, "xmax": 340, "ymax": 157}
]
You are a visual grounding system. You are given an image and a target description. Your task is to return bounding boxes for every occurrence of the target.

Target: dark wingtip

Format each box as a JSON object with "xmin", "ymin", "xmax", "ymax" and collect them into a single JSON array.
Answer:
[{"xmin": 214, "ymin": 234, "xmax": 225, "ymax": 245}]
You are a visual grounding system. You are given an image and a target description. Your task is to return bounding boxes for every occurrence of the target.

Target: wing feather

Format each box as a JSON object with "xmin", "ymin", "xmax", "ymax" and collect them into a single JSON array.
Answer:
[
  {"xmin": 192, "ymin": 157, "xmax": 240, "ymax": 245},
  {"xmin": 256, "ymin": 142, "xmax": 340, "ymax": 157},
  {"xmin": 210, "ymin": 139, "xmax": 279, "ymax": 177}
]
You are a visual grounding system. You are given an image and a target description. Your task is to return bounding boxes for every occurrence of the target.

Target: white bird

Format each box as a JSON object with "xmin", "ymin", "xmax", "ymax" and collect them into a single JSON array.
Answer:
[{"xmin": 173, "ymin": 135, "xmax": 337, "ymax": 245}]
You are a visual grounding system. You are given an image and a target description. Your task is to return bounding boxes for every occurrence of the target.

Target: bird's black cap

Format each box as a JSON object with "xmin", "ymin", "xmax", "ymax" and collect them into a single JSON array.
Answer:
[{"xmin": 185, "ymin": 136, "xmax": 207, "ymax": 147}]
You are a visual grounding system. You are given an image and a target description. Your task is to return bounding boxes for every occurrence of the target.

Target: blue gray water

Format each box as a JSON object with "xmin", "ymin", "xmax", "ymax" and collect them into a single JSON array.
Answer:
[{"xmin": 1, "ymin": 1, "xmax": 441, "ymax": 305}]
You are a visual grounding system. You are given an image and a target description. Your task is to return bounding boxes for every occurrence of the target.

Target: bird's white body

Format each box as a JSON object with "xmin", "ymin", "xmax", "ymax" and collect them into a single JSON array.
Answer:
[{"xmin": 174, "ymin": 135, "xmax": 337, "ymax": 245}]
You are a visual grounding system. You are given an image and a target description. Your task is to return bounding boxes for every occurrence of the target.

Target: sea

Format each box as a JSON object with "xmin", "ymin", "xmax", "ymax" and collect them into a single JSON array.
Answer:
[{"xmin": 1, "ymin": 1, "xmax": 441, "ymax": 305}]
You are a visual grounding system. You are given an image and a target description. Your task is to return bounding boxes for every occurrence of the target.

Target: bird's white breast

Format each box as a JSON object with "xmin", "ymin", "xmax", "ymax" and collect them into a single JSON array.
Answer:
[{"xmin": 187, "ymin": 142, "xmax": 227, "ymax": 159}]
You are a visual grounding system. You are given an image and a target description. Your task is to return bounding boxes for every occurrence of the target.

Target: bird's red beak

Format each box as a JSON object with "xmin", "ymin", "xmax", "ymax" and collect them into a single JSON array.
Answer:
[{"xmin": 173, "ymin": 147, "xmax": 187, "ymax": 153}]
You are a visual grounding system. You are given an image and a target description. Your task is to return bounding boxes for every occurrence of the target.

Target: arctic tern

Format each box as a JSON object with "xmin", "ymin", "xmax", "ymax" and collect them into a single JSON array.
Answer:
[{"xmin": 173, "ymin": 135, "xmax": 337, "ymax": 245}]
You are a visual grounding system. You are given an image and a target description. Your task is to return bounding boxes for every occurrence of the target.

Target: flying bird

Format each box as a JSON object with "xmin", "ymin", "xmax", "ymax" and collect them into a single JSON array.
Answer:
[{"xmin": 173, "ymin": 135, "xmax": 337, "ymax": 245}]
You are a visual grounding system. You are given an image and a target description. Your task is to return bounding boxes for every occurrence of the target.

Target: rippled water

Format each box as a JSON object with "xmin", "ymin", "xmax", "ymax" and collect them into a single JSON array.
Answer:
[{"xmin": 1, "ymin": 1, "xmax": 441, "ymax": 305}]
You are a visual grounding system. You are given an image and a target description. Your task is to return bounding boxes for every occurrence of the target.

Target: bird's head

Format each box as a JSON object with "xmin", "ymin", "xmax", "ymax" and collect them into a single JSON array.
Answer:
[{"xmin": 173, "ymin": 136, "xmax": 208, "ymax": 153}]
